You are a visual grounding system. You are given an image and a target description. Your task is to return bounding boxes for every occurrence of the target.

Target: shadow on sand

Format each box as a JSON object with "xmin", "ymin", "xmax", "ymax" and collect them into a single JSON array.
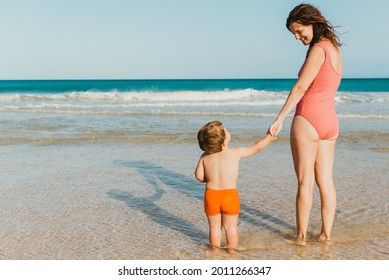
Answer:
[{"xmin": 108, "ymin": 160, "xmax": 294, "ymax": 244}]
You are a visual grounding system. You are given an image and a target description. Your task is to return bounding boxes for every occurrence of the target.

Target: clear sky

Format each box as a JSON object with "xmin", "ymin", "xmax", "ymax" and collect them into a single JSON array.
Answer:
[{"xmin": 1, "ymin": 0, "xmax": 388, "ymax": 79}]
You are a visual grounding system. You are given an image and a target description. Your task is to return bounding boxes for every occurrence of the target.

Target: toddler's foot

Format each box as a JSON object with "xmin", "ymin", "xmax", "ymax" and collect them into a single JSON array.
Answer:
[
  {"xmin": 209, "ymin": 245, "xmax": 221, "ymax": 253},
  {"xmin": 226, "ymin": 247, "xmax": 236, "ymax": 255},
  {"xmin": 294, "ymin": 238, "xmax": 307, "ymax": 246}
]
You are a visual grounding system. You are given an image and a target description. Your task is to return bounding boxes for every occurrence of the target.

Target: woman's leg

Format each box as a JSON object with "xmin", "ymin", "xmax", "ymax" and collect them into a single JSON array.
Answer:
[
  {"xmin": 291, "ymin": 116, "xmax": 319, "ymax": 244},
  {"xmin": 315, "ymin": 137, "xmax": 337, "ymax": 242},
  {"xmin": 222, "ymin": 214, "xmax": 239, "ymax": 254},
  {"xmin": 207, "ymin": 214, "xmax": 222, "ymax": 250}
]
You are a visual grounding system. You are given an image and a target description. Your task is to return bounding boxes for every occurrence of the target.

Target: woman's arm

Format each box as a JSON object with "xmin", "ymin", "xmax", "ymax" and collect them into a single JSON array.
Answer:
[{"xmin": 269, "ymin": 45, "xmax": 326, "ymax": 136}]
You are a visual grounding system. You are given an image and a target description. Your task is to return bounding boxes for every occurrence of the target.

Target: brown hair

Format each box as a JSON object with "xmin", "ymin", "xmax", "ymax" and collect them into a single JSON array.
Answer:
[
  {"xmin": 197, "ymin": 120, "xmax": 225, "ymax": 154},
  {"xmin": 286, "ymin": 3, "xmax": 342, "ymax": 49}
]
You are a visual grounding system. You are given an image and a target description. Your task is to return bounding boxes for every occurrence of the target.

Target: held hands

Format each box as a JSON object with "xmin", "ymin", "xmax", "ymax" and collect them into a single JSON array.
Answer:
[
  {"xmin": 268, "ymin": 134, "xmax": 277, "ymax": 141},
  {"xmin": 268, "ymin": 119, "xmax": 283, "ymax": 139}
]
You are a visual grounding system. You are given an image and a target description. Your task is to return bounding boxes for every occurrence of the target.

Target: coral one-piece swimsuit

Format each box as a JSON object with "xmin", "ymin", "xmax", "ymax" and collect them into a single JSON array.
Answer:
[{"xmin": 295, "ymin": 42, "xmax": 342, "ymax": 140}]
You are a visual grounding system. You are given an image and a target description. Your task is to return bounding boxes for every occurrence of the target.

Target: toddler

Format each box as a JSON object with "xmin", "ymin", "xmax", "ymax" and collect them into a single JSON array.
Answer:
[{"xmin": 195, "ymin": 120, "xmax": 274, "ymax": 253}]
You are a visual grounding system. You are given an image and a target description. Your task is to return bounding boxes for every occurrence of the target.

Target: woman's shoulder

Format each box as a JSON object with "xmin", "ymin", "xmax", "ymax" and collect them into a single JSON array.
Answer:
[
  {"xmin": 314, "ymin": 39, "xmax": 339, "ymax": 52},
  {"xmin": 307, "ymin": 43, "xmax": 326, "ymax": 60},
  {"xmin": 312, "ymin": 42, "xmax": 328, "ymax": 52}
]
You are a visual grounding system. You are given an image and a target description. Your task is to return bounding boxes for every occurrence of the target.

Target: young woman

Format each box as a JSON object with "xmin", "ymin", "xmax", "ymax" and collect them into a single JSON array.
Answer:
[{"xmin": 269, "ymin": 3, "xmax": 343, "ymax": 245}]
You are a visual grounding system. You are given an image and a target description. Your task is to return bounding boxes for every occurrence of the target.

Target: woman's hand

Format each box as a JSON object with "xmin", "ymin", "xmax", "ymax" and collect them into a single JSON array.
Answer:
[{"xmin": 268, "ymin": 119, "xmax": 283, "ymax": 138}]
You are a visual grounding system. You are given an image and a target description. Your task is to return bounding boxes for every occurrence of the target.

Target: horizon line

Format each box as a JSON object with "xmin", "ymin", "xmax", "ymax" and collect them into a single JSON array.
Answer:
[{"xmin": 1, "ymin": 77, "xmax": 388, "ymax": 81}]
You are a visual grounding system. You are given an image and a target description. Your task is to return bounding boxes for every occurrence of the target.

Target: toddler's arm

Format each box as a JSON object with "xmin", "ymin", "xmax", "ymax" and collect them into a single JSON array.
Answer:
[
  {"xmin": 195, "ymin": 155, "xmax": 206, "ymax": 183},
  {"xmin": 234, "ymin": 134, "xmax": 274, "ymax": 158}
]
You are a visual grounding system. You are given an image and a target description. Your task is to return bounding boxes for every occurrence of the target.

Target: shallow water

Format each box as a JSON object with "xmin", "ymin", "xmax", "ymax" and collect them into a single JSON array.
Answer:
[{"xmin": 0, "ymin": 134, "xmax": 387, "ymax": 260}]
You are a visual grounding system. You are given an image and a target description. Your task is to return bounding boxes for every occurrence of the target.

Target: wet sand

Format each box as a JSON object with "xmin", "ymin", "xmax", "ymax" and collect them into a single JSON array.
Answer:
[{"xmin": 0, "ymin": 135, "xmax": 388, "ymax": 260}]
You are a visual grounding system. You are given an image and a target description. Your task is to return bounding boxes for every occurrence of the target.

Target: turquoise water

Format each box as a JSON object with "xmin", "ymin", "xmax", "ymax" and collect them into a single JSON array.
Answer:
[
  {"xmin": 1, "ymin": 78, "xmax": 389, "ymax": 93},
  {"xmin": 0, "ymin": 79, "xmax": 388, "ymax": 146}
]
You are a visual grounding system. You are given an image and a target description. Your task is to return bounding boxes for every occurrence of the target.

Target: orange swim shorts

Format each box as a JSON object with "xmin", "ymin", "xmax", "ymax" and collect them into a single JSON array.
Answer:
[{"xmin": 204, "ymin": 188, "xmax": 240, "ymax": 216}]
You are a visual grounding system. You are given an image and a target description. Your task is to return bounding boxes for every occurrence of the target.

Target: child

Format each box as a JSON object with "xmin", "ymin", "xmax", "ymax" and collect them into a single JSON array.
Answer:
[{"xmin": 195, "ymin": 120, "xmax": 275, "ymax": 254}]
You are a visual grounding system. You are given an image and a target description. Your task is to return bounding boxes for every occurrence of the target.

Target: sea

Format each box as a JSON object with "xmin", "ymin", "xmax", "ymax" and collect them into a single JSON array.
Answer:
[{"xmin": 0, "ymin": 79, "xmax": 388, "ymax": 260}]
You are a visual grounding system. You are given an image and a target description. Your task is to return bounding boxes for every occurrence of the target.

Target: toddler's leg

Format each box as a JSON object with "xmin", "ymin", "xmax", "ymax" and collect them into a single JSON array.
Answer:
[
  {"xmin": 222, "ymin": 214, "xmax": 239, "ymax": 254},
  {"xmin": 207, "ymin": 214, "xmax": 222, "ymax": 250}
]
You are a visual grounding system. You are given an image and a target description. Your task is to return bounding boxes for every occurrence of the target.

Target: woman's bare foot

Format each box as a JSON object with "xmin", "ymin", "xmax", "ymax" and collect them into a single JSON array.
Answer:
[
  {"xmin": 317, "ymin": 234, "xmax": 331, "ymax": 245},
  {"xmin": 294, "ymin": 233, "xmax": 307, "ymax": 246}
]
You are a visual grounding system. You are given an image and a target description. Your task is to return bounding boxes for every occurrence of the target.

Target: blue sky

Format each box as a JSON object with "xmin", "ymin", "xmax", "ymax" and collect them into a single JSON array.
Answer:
[{"xmin": 1, "ymin": 0, "xmax": 388, "ymax": 79}]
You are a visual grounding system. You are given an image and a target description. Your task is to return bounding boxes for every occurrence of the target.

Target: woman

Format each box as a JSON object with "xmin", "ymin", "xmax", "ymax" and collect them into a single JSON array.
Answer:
[{"xmin": 269, "ymin": 4, "xmax": 342, "ymax": 245}]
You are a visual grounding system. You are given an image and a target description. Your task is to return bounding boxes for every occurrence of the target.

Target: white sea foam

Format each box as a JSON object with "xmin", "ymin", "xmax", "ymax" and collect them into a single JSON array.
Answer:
[
  {"xmin": 336, "ymin": 91, "xmax": 389, "ymax": 104},
  {"xmin": 1, "ymin": 103, "xmax": 388, "ymax": 120},
  {"xmin": 0, "ymin": 89, "xmax": 288, "ymax": 102},
  {"xmin": 338, "ymin": 114, "xmax": 389, "ymax": 119},
  {"xmin": 1, "ymin": 90, "xmax": 388, "ymax": 105},
  {"xmin": 1, "ymin": 90, "xmax": 388, "ymax": 120},
  {"xmin": 0, "ymin": 100, "xmax": 284, "ymax": 110}
]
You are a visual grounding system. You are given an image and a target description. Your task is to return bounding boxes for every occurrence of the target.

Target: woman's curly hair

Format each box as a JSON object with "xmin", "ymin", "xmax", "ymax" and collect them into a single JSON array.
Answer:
[{"xmin": 286, "ymin": 3, "xmax": 342, "ymax": 49}]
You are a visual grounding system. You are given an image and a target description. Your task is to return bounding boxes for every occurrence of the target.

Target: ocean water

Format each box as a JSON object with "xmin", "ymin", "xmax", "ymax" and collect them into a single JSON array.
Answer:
[{"xmin": 0, "ymin": 79, "xmax": 388, "ymax": 260}]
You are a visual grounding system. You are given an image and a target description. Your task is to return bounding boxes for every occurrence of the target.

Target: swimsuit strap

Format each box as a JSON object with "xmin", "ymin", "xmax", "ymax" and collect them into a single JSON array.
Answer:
[{"xmin": 314, "ymin": 42, "xmax": 341, "ymax": 75}]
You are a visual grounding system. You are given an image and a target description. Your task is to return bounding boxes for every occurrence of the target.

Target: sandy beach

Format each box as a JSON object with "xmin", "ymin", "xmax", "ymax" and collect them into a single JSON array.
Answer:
[{"xmin": 0, "ymin": 122, "xmax": 388, "ymax": 260}]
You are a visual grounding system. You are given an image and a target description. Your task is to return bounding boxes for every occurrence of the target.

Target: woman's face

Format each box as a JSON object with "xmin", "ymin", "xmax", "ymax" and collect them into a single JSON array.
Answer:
[{"xmin": 289, "ymin": 22, "xmax": 313, "ymax": 46}]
